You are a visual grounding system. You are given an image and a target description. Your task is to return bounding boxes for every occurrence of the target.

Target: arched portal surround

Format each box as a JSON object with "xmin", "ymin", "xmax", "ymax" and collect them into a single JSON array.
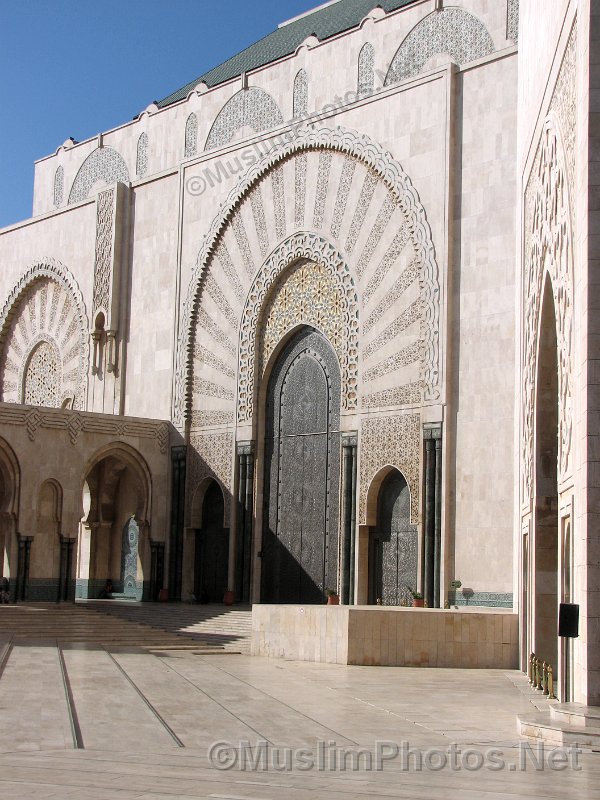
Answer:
[
  {"xmin": 0, "ymin": 260, "xmax": 89, "ymax": 410},
  {"xmin": 175, "ymin": 125, "xmax": 440, "ymax": 429},
  {"xmin": 522, "ymin": 117, "xmax": 574, "ymax": 505},
  {"xmin": 238, "ymin": 234, "xmax": 358, "ymax": 424},
  {"xmin": 77, "ymin": 442, "xmax": 151, "ymax": 600},
  {"xmin": 521, "ymin": 85, "xmax": 575, "ymax": 692}
]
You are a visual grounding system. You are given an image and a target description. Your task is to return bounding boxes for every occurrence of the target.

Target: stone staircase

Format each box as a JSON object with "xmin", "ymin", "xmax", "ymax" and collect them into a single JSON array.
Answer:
[
  {"xmin": 0, "ymin": 601, "xmax": 252, "ymax": 653},
  {"xmin": 518, "ymin": 703, "xmax": 600, "ymax": 748},
  {"xmin": 82, "ymin": 600, "xmax": 252, "ymax": 653}
]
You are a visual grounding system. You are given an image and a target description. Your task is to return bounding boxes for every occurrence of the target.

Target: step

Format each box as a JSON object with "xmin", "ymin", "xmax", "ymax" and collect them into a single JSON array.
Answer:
[
  {"xmin": 518, "ymin": 713, "xmax": 600, "ymax": 747},
  {"xmin": 0, "ymin": 604, "xmax": 227, "ymax": 650},
  {"xmin": 550, "ymin": 702, "xmax": 600, "ymax": 728},
  {"xmin": 1, "ymin": 602, "xmax": 250, "ymax": 652},
  {"xmin": 80, "ymin": 600, "xmax": 252, "ymax": 652}
]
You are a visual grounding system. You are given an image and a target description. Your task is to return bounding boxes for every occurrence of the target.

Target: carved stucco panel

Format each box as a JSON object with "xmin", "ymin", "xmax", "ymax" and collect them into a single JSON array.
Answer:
[
  {"xmin": 175, "ymin": 126, "xmax": 440, "ymax": 429},
  {"xmin": 238, "ymin": 234, "xmax": 359, "ymax": 423},
  {"xmin": 521, "ymin": 24, "xmax": 576, "ymax": 504},
  {"xmin": 187, "ymin": 431, "xmax": 234, "ymax": 525},
  {"xmin": 385, "ymin": 7, "xmax": 494, "ymax": 85},
  {"xmin": 359, "ymin": 414, "xmax": 421, "ymax": 524},
  {"xmin": 93, "ymin": 188, "xmax": 114, "ymax": 316},
  {"xmin": 68, "ymin": 147, "xmax": 129, "ymax": 204},
  {"xmin": 0, "ymin": 260, "xmax": 89, "ymax": 410}
]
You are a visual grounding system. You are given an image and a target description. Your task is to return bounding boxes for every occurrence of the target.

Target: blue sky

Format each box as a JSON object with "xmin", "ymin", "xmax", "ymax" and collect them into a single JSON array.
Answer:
[{"xmin": 0, "ymin": 0, "xmax": 317, "ymax": 228}]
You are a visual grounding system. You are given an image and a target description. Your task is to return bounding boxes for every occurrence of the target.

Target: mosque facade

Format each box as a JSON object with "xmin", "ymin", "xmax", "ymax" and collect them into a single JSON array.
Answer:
[{"xmin": 0, "ymin": 0, "xmax": 598, "ymax": 705}]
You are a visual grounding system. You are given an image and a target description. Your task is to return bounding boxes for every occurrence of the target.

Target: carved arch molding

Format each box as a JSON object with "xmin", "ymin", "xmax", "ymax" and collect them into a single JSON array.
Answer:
[
  {"xmin": 175, "ymin": 125, "xmax": 441, "ymax": 430},
  {"xmin": 521, "ymin": 24, "xmax": 576, "ymax": 504},
  {"xmin": 0, "ymin": 260, "xmax": 89, "ymax": 410}
]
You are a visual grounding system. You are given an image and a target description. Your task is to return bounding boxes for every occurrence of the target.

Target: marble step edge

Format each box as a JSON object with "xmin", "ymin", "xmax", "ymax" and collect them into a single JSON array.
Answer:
[
  {"xmin": 550, "ymin": 702, "xmax": 600, "ymax": 727},
  {"xmin": 518, "ymin": 714, "xmax": 600, "ymax": 747}
]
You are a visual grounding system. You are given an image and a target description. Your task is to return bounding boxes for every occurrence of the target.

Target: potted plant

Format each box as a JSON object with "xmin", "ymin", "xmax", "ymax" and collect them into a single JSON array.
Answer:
[
  {"xmin": 326, "ymin": 588, "xmax": 340, "ymax": 605},
  {"xmin": 409, "ymin": 588, "xmax": 424, "ymax": 608},
  {"xmin": 223, "ymin": 589, "xmax": 235, "ymax": 606},
  {"xmin": 450, "ymin": 579, "xmax": 462, "ymax": 609}
]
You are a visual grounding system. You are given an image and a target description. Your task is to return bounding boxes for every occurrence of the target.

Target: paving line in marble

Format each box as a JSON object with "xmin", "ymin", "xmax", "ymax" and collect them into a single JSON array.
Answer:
[
  {"xmin": 103, "ymin": 647, "xmax": 185, "ymax": 747},
  {"xmin": 169, "ymin": 654, "xmax": 360, "ymax": 747},
  {"xmin": 0, "ymin": 643, "xmax": 73, "ymax": 752},
  {"xmin": 160, "ymin": 653, "xmax": 356, "ymax": 747},
  {"xmin": 60, "ymin": 645, "xmax": 177, "ymax": 751},
  {"xmin": 190, "ymin": 656, "xmax": 463, "ymax": 745},
  {"xmin": 107, "ymin": 649, "xmax": 271, "ymax": 747}
]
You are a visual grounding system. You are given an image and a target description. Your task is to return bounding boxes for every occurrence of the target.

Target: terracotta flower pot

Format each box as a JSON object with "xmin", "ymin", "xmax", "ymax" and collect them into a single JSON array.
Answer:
[
  {"xmin": 223, "ymin": 590, "xmax": 235, "ymax": 606},
  {"xmin": 327, "ymin": 594, "xmax": 340, "ymax": 605},
  {"xmin": 158, "ymin": 588, "xmax": 168, "ymax": 602},
  {"xmin": 412, "ymin": 598, "xmax": 424, "ymax": 608}
]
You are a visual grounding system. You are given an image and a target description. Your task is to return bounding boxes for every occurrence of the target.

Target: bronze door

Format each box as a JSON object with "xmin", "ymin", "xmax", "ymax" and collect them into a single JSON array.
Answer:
[
  {"xmin": 262, "ymin": 327, "xmax": 340, "ymax": 603},
  {"xmin": 369, "ymin": 470, "xmax": 417, "ymax": 606}
]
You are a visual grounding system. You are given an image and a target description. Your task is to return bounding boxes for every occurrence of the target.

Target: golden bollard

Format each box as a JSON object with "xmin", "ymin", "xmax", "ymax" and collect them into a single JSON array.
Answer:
[
  {"xmin": 536, "ymin": 658, "xmax": 543, "ymax": 690},
  {"xmin": 548, "ymin": 665, "xmax": 556, "ymax": 699},
  {"xmin": 528, "ymin": 652, "xmax": 535, "ymax": 685},
  {"xmin": 542, "ymin": 661, "xmax": 549, "ymax": 695}
]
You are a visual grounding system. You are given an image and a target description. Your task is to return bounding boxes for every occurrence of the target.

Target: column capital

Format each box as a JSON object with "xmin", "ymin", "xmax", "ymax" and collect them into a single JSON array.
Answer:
[{"xmin": 342, "ymin": 431, "xmax": 358, "ymax": 447}]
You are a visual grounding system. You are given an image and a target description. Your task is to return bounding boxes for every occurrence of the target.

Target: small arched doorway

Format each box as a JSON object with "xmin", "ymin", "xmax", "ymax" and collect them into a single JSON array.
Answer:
[
  {"xmin": 368, "ymin": 469, "xmax": 417, "ymax": 605},
  {"xmin": 261, "ymin": 327, "xmax": 341, "ymax": 604},
  {"xmin": 78, "ymin": 444, "xmax": 150, "ymax": 600},
  {"xmin": 533, "ymin": 276, "xmax": 559, "ymax": 678},
  {"xmin": 193, "ymin": 480, "xmax": 228, "ymax": 603}
]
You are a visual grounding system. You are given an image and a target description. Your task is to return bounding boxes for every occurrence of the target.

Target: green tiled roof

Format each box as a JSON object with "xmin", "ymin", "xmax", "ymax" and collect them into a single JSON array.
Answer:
[{"xmin": 156, "ymin": 0, "xmax": 417, "ymax": 108}]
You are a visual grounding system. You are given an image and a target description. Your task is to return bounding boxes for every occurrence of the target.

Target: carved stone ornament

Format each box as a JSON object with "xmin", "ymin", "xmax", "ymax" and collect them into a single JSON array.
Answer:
[
  {"xmin": 521, "ymin": 24, "xmax": 576, "ymax": 504},
  {"xmin": 205, "ymin": 87, "xmax": 284, "ymax": 151},
  {"xmin": 187, "ymin": 430, "xmax": 234, "ymax": 525},
  {"xmin": 238, "ymin": 234, "xmax": 359, "ymax": 423},
  {"xmin": 385, "ymin": 7, "xmax": 494, "ymax": 85},
  {"xmin": 174, "ymin": 125, "xmax": 440, "ymax": 429},
  {"xmin": 68, "ymin": 146, "xmax": 129, "ymax": 204},
  {"xmin": 359, "ymin": 413, "xmax": 421, "ymax": 524},
  {"xmin": 0, "ymin": 259, "xmax": 89, "ymax": 410}
]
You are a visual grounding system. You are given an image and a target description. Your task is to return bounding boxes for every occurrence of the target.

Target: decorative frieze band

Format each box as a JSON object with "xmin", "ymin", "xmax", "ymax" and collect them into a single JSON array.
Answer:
[{"xmin": 0, "ymin": 403, "xmax": 169, "ymax": 452}]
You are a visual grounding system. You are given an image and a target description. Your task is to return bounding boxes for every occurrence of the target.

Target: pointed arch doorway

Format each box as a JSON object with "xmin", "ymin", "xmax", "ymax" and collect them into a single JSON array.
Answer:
[
  {"xmin": 368, "ymin": 469, "xmax": 417, "ymax": 606},
  {"xmin": 261, "ymin": 327, "xmax": 341, "ymax": 604},
  {"xmin": 532, "ymin": 277, "xmax": 560, "ymax": 685},
  {"xmin": 193, "ymin": 480, "xmax": 229, "ymax": 603}
]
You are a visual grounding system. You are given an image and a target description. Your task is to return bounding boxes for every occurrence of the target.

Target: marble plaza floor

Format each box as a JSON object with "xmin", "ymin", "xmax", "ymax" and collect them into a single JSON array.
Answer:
[{"xmin": 0, "ymin": 637, "xmax": 599, "ymax": 799}]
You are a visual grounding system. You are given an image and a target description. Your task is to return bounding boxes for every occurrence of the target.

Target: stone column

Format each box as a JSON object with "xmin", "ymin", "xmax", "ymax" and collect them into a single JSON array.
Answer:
[
  {"xmin": 423, "ymin": 424, "xmax": 443, "ymax": 608},
  {"xmin": 15, "ymin": 535, "xmax": 32, "ymax": 602},
  {"xmin": 168, "ymin": 446, "xmax": 186, "ymax": 601},
  {"xmin": 340, "ymin": 433, "xmax": 358, "ymax": 605},
  {"xmin": 58, "ymin": 535, "xmax": 69, "ymax": 602},
  {"xmin": 434, "ymin": 435, "xmax": 442, "ymax": 608},
  {"xmin": 150, "ymin": 540, "xmax": 165, "ymax": 601},
  {"xmin": 235, "ymin": 442, "xmax": 254, "ymax": 603},
  {"xmin": 424, "ymin": 439, "xmax": 435, "ymax": 607}
]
